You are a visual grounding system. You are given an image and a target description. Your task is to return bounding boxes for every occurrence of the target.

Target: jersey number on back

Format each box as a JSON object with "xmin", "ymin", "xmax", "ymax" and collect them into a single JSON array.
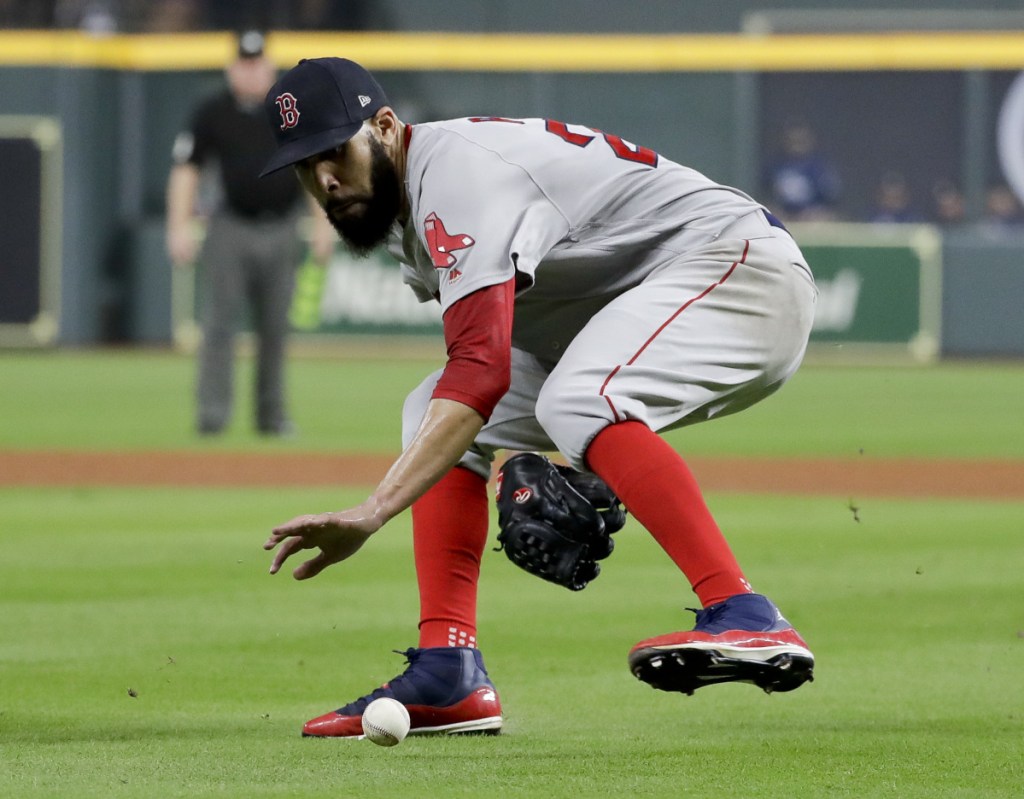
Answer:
[
  {"xmin": 469, "ymin": 117, "xmax": 659, "ymax": 168},
  {"xmin": 544, "ymin": 120, "xmax": 659, "ymax": 168}
]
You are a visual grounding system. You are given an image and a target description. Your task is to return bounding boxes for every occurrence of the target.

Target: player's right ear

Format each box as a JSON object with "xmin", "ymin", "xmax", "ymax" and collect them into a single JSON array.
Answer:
[{"xmin": 372, "ymin": 107, "xmax": 400, "ymax": 144}]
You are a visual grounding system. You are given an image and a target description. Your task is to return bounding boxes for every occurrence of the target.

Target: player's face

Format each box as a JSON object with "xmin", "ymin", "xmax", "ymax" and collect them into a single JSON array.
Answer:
[{"xmin": 296, "ymin": 131, "xmax": 401, "ymax": 256}]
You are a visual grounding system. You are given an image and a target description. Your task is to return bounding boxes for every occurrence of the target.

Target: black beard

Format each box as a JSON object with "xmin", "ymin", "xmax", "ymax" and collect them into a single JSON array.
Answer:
[{"xmin": 325, "ymin": 137, "xmax": 402, "ymax": 257}]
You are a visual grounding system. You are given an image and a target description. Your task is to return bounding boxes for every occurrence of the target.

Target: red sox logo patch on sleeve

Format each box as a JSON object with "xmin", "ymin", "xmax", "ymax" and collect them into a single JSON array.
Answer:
[{"xmin": 424, "ymin": 212, "xmax": 475, "ymax": 271}]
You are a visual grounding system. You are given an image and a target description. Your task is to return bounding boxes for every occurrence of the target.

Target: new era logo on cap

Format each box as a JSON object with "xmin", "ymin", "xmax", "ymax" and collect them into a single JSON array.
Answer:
[{"xmin": 260, "ymin": 58, "xmax": 389, "ymax": 176}]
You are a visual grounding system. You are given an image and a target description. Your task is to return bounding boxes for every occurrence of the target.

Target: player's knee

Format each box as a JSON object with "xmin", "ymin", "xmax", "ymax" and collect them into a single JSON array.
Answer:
[
  {"xmin": 534, "ymin": 381, "xmax": 566, "ymax": 438},
  {"xmin": 535, "ymin": 381, "xmax": 608, "ymax": 469}
]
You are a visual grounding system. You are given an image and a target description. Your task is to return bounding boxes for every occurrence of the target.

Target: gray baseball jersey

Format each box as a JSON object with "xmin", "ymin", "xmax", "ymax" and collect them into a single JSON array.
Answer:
[
  {"xmin": 390, "ymin": 117, "xmax": 767, "ymax": 363},
  {"xmin": 391, "ymin": 117, "xmax": 817, "ymax": 472}
]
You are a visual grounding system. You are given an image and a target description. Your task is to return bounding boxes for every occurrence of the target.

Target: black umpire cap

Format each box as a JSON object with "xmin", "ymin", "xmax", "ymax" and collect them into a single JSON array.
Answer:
[
  {"xmin": 237, "ymin": 30, "xmax": 265, "ymax": 59},
  {"xmin": 259, "ymin": 58, "xmax": 389, "ymax": 177}
]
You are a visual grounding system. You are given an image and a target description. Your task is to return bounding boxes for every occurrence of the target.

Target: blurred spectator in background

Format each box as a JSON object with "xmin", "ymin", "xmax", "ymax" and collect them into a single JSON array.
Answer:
[
  {"xmin": 1, "ymin": 0, "xmax": 54, "ymax": 27},
  {"xmin": 980, "ymin": 183, "xmax": 1024, "ymax": 230},
  {"xmin": 288, "ymin": 0, "xmax": 371, "ymax": 28},
  {"xmin": 204, "ymin": 0, "xmax": 372, "ymax": 30},
  {"xmin": 142, "ymin": 0, "xmax": 204, "ymax": 31},
  {"xmin": 764, "ymin": 120, "xmax": 842, "ymax": 222},
  {"xmin": 868, "ymin": 171, "xmax": 923, "ymax": 224},
  {"xmin": 53, "ymin": 0, "xmax": 202, "ymax": 32},
  {"xmin": 48, "ymin": 0, "xmax": 376, "ymax": 32},
  {"xmin": 165, "ymin": 31, "xmax": 334, "ymax": 437},
  {"xmin": 929, "ymin": 179, "xmax": 967, "ymax": 227}
]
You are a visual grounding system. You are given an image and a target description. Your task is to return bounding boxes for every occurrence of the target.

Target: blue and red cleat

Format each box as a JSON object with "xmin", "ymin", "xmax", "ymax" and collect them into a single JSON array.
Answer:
[
  {"xmin": 302, "ymin": 646, "xmax": 503, "ymax": 738},
  {"xmin": 628, "ymin": 593, "xmax": 814, "ymax": 696}
]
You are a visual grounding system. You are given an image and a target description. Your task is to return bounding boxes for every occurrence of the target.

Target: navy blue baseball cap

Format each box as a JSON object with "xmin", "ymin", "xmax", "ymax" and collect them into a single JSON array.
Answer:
[{"xmin": 260, "ymin": 57, "xmax": 388, "ymax": 176}]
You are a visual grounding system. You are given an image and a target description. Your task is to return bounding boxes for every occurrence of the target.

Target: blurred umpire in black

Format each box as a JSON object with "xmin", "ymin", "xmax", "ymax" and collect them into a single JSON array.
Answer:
[{"xmin": 166, "ymin": 30, "xmax": 334, "ymax": 436}]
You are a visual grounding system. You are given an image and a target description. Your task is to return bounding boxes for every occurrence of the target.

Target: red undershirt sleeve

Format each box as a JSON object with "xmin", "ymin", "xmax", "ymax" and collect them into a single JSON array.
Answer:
[{"xmin": 431, "ymin": 279, "xmax": 515, "ymax": 421}]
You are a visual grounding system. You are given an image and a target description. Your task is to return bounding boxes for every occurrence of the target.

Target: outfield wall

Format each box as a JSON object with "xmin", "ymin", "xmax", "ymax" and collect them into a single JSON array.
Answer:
[{"xmin": 1, "ymin": 31, "xmax": 1023, "ymax": 356}]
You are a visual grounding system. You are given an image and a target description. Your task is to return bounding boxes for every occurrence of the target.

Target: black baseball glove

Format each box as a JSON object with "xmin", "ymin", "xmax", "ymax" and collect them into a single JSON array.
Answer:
[{"xmin": 495, "ymin": 453, "xmax": 626, "ymax": 591}]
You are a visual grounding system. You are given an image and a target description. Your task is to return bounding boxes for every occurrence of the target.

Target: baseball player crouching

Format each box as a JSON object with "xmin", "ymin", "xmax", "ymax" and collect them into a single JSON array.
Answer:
[{"xmin": 261, "ymin": 58, "xmax": 818, "ymax": 738}]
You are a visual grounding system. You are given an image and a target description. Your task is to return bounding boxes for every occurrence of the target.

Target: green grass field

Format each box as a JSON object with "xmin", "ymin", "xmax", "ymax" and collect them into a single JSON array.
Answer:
[{"xmin": 2, "ymin": 351, "xmax": 1022, "ymax": 798}]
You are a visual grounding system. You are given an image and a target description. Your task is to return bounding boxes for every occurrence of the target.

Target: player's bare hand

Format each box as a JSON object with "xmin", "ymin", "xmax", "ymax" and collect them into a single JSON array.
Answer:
[
  {"xmin": 166, "ymin": 227, "xmax": 198, "ymax": 268},
  {"xmin": 263, "ymin": 503, "xmax": 383, "ymax": 580}
]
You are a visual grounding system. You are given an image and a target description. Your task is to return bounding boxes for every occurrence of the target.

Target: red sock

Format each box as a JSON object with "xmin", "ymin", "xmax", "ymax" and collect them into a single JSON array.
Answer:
[
  {"xmin": 585, "ymin": 421, "xmax": 752, "ymax": 607},
  {"xmin": 412, "ymin": 466, "xmax": 488, "ymax": 649}
]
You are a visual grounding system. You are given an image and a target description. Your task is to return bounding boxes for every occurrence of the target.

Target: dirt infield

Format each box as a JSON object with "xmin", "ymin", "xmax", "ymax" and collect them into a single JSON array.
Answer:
[{"xmin": 1, "ymin": 450, "xmax": 1022, "ymax": 499}]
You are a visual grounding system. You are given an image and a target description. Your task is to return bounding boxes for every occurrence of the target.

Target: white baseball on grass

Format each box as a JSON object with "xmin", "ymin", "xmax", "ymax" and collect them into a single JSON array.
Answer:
[{"xmin": 361, "ymin": 698, "xmax": 411, "ymax": 746}]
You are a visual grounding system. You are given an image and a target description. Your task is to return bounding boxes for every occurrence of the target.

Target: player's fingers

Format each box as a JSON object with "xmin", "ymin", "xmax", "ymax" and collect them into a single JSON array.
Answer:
[
  {"xmin": 272, "ymin": 513, "xmax": 329, "ymax": 537},
  {"xmin": 270, "ymin": 518, "xmax": 303, "ymax": 538},
  {"xmin": 262, "ymin": 529, "xmax": 288, "ymax": 550},
  {"xmin": 263, "ymin": 529, "xmax": 294, "ymax": 550},
  {"xmin": 268, "ymin": 536, "xmax": 306, "ymax": 575},
  {"xmin": 293, "ymin": 551, "xmax": 331, "ymax": 581},
  {"xmin": 265, "ymin": 513, "xmax": 322, "ymax": 549}
]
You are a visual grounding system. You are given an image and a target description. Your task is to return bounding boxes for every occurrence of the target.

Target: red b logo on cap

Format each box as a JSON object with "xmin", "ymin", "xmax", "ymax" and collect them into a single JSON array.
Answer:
[{"xmin": 275, "ymin": 93, "xmax": 300, "ymax": 130}]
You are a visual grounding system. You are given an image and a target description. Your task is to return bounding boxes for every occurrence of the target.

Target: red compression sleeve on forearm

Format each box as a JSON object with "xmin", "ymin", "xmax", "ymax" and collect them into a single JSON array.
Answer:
[
  {"xmin": 431, "ymin": 280, "xmax": 515, "ymax": 420},
  {"xmin": 413, "ymin": 466, "xmax": 489, "ymax": 648},
  {"xmin": 585, "ymin": 421, "xmax": 753, "ymax": 608}
]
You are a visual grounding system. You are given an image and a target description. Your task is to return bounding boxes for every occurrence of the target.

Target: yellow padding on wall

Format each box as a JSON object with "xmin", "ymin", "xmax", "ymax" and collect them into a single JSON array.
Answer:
[{"xmin": 2, "ymin": 30, "xmax": 1024, "ymax": 71}]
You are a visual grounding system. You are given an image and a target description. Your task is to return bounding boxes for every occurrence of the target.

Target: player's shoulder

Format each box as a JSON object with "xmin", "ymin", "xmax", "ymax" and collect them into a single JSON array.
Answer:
[
  {"xmin": 412, "ymin": 117, "xmax": 547, "ymax": 147},
  {"xmin": 409, "ymin": 118, "xmax": 561, "ymax": 178}
]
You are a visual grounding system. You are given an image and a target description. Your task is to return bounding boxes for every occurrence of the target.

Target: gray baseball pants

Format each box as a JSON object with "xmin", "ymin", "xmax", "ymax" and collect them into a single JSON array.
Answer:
[{"xmin": 196, "ymin": 211, "xmax": 303, "ymax": 433}]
